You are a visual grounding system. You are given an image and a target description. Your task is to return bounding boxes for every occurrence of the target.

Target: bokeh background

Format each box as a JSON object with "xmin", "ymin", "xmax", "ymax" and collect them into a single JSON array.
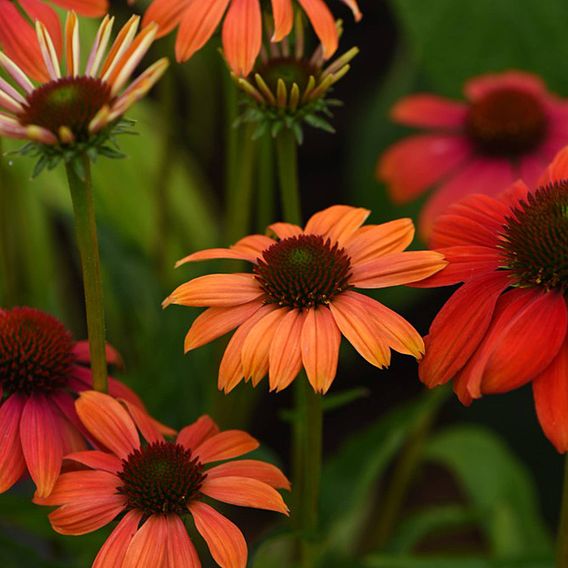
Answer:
[{"xmin": 1, "ymin": 0, "xmax": 566, "ymax": 566}]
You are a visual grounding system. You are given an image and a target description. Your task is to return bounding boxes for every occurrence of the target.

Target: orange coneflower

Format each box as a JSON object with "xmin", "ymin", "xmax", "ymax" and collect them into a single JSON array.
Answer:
[
  {"xmin": 416, "ymin": 146, "xmax": 568, "ymax": 452},
  {"xmin": 0, "ymin": 0, "xmax": 107, "ymax": 82},
  {"xmin": 143, "ymin": 0, "xmax": 361, "ymax": 76},
  {"xmin": 0, "ymin": 307, "xmax": 168, "ymax": 497},
  {"xmin": 36, "ymin": 391, "xmax": 290, "ymax": 568},
  {"xmin": 164, "ymin": 205, "xmax": 447, "ymax": 394},
  {"xmin": 0, "ymin": 12, "xmax": 168, "ymax": 169},
  {"xmin": 378, "ymin": 71, "xmax": 568, "ymax": 237}
]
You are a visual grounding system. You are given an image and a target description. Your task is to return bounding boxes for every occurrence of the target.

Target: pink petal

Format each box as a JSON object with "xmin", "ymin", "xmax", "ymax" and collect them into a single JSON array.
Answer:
[
  {"xmin": 391, "ymin": 94, "xmax": 467, "ymax": 128},
  {"xmin": 464, "ymin": 70, "xmax": 547, "ymax": 101}
]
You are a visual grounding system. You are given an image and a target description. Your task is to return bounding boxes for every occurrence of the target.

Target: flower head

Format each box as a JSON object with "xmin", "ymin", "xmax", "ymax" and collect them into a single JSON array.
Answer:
[
  {"xmin": 0, "ymin": 306, "xmax": 163, "ymax": 497},
  {"xmin": 0, "ymin": 0, "xmax": 107, "ymax": 81},
  {"xmin": 416, "ymin": 147, "xmax": 568, "ymax": 452},
  {"xmin": 235, "ymin": 16, "xmax": 358, "ymax": 141},
  {"xmin": 377, "ymin": 71, "xmax": 568, "ymax": 236},
  {"xmin": 37, "ymin": 391, "xmax": 290, "ymax": 568},
  {"xmin": 143, "ymin": 0, "xmax": 361, "ymax": 77},
  {"xmin": 164, "ymin": 205, "xmax": 447, "ymax": 394},
  {"xmin": 0, "ymin": 12, "xmax": 168, "ymax": 175}
]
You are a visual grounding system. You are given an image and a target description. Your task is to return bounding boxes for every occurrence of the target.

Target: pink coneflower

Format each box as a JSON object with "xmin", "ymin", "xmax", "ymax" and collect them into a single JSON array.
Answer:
[
  {"xmin": 0, "ymin": 307, "xmax": 168, "ymax": 497},
  {"xmin": 37, "ymin": 391, "xmax": 290, "ymax": 567},
  {"xmin": 378, "ymin": 71, "xmax": 568, "ymax": 237},
  {"xmin": 164, "ymin": 205, "xmax": 447, "ymax": 394}
]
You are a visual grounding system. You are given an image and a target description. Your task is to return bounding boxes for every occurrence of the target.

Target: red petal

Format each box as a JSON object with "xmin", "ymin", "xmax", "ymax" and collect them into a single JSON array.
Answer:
[
  {"xmin": 166, "ymin": 515, "xmax": 200, "ymax": 568},
  {"xmin": 123, "ymin": 515, "xmax": 168, "ymax": 568},
  {"xmin": 391, "ymin": 94, "xmax": 467, "ymax": 128},
  {"xmin": 93, "ymin": 510, "xmax": 143, "ymax": 568},
  {"xmin": 0, "ymin": 395, "xmax": 26, "ymax": 493}
]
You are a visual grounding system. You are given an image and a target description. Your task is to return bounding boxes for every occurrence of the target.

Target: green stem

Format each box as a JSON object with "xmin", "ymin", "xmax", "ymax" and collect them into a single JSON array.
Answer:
[
  {"xmin": 65, "ymin": 156, "xmax": 108, "ymax": 393},
  {"xmin": 557, "ymin": 455, "xmax": 568, "ymax": 567},
  {"xmin": 275, "ymin": 128, "xmax": 301, "ymax": 225},
  {"xmin": 256, "ymin": 133, "xmax": 275, "ymax": 231}
]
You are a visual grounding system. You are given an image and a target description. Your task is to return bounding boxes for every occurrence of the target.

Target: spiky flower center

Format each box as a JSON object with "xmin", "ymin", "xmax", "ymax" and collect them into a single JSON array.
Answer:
[
  {"xmin": 118, "ymin": 442, "xmax": 206, "ymax": 516},
  {"xmin": 500, "ymin": 182, "xmax": 568, "ymax": 292},
  {"xmin": 257, "ymin": 57, "xmax": 317, "ymax": 94},
  {"xmin": 254, "ymin": 234, "xmax": 352, "ymax": 309},
  {"xmin": 0, "ymin": 307, "xmax": 75, "ymax": 396},
  {"xmin": 19, "ymin": 76, "xmax": 112, "ymax": 140},
  {"xmin": 466, "ymin": 88, "xmax": 547, "ymax": 156}
]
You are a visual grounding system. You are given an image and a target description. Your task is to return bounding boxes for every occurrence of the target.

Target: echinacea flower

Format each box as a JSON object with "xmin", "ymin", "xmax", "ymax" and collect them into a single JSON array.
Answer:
[
  {"xmin": 143, "ymin": 0, "xmax": 361, "ymax": 77},
  {"xmin": 37, "ymin": 391, "xmax": 290, "ymax": 568},
  {"xmin": 235, "ymin": 16, "xmax": 358, "ymax": 141},
  {"xmin": 163, "ymin": 205, "xmax": 447, "ymax": 394},
  {"xmin": 0, "ymin": 12, "xmax": 168, "ymax": 173},
  {"xmin": 377, "ymin": 71, "xmax": 568, "ymax": 237},
  {"xmin": 0, "ymin": 307, "xmax": 166, "ymax": 497},
  {"xmin": 0, "ymin": 0, "xmax": 107, "ymax": 82},
  {"xmin": 415, "ymin": 147, "xmax": 568, "ymax": 452}
]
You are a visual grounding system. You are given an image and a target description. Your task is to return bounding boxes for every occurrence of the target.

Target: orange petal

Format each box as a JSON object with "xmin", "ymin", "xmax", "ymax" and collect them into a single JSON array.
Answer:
[
  {"xmin": 271, "ymin": 0, "xmax": 293, "ymax": 41},
  {"xmin": 175, "ymin": 0, "xmax": 231, "ymax": 62},
  {"xmin": 93, "ymin": 510, "xmax": 143, "ymax": 568},
  {"xmin": 123, "ymin": 515, "xmax": 168, "ymax": 568},
  {"xmin": 206, "ymin": 459, "xmax": 291, "ymax": 489},
  {"xmin": 120, "ymin": 398, "xmax": 164, "ymax": 445},
  {"xmin": 330, "ymin": 294, "xmax": 390, "ymax": 369},
  {"xmin": 65, "ymin": 450, "xmax": 122, "ymax": 474},
  {"xmin": 304, "ymin": 205, "xmax": 370, "ymax": 245},
  {"xmin": 267, "ymin": 222, "xmax": 303, "ymax": 240},
  {"xmin": 232, "ymin": 234, "xmax": 275, "ymax": 256},
  {"xmin": 0, "ymin": 395, "xmax": 26, "ymax": 493},
  {"xmin": 166, "ymin": 515, "xmax": 201, "ymax": 568},
  {"xmin": 201, "ymin": 476, "xmax": 289, "ymax": 513},
  {"xmin": 189, "ymin": 501, "xmax": 247, "ymax": 568},
  {"xmin": 241, "ymin": 308, "xmax": 287, "ymax": 385},
  {"xmin": 268, "ymin": 309, "xmax": 305, "ymax": 392},
  {"xmin": 193, "ymin": 430, "xmax": 259, "ymax": 464},
  {"xmin": 20, "ymin": 396, "xmax": 63, "ymax": 498},
  {"xmin": 49, "ymin": 494, "xmax": 126, "ymax": 535},
  {"xmin": 184, "ymin": 301, "xmax": 263, "ymax": 352},
  {"xmin": 301, "ymin": 307, "xmax": 341, "ymax": 394},
  {"xmin": 297, "ymin": 0, "xmax": 338, "ymax": 58},
  {"xmin": 533, "ymin": 338, "xmax": 568, "ymax": 453},
  {"xmin": 50, "ymin": 0, "xmax": 108, "ymax": 17},
  {"xmin": 222, "ymin": 0, "xmax": 262, "ymax": 77},
  {"xmin": 340, "ymin": 0, "xmax": 362, "ymax": 20},
  {"xmin": 350, "ymin": 251, "xmax": 447, "ymax": 288},
  {"xmin": 76, "ymin": 391, "xmax": 140, "ymax": 460},
  {"xmin": 177, "ymin": 415, "xmax": 220, "ymax": 452},
  {"xmin": 164, "ymin": 274, "xmax": 263, "ymax": 308},
  {"xmin": 143, "ymin": 0, "xmax": 193, "ymax": 38},
  {"xmin": 343, "ymin": 218, "xmax": 415, "ymax": 265},
  {"xmin": 175, "ymin": 247, "xmax": 258, "ymax": 267}
]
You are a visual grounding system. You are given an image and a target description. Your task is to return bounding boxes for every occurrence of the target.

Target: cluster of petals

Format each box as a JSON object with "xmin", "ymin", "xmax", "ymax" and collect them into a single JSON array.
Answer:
[
  {"xmin": 0, "ymin": 12, "xmax": 168, "ymax": 146},
  {"xmin": 143, "ymin": 0, "xmax": 361, "ymax": 76},
  {"xmin": 37, "ymin": 391, "xmax": 290, "ymax": 568},
  {"xmin": 0, "ymin": 0, "xmax": 107, "ymax": 81},
  {"xmin": 164, "ymin": 205, "xmax": 447, "ymax": 394},
  {"xmin": 416, "ymin": 148, "xmax": 568, "ymax": 452},
  {"xmin": 378, "ymin": 71, "xmax": 568, "ymax": 236}
]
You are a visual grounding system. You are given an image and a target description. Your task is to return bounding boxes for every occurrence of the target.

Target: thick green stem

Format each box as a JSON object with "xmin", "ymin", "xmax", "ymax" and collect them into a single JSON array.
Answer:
[
  {"xmin": 65, "ymin": 156, "xmax": 107, "ymax": 392},
  {"xmin": 256, "ymin": 133, "xmax": 275, "ymax": 231},
  {"xmin": 557, "ymin": 455, "xmax": 568, "ymax": 567},
  {"xmin": 275, "ymin": 129, "xmax": 301, "ymax": 225}
]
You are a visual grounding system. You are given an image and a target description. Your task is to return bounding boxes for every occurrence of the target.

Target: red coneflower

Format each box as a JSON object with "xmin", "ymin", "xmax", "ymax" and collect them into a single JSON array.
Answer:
[
  {"xmin": 36, "ymin": 391, "xmax": 290, "ymax": 568},
  {"xmin": 143, "ymin": 0, "xmax": 361, "ymax": 76},
  {"xmin": 378, "ymin": 71, "xmax": 568, "ymax": 237},
  {"xmin": 416, "ymin": 147, "xmax": 568, "ymax": 452},
  {"xmin": 0, "ymin": 0, "xmax": 107, "ymax": 82},
  {"xmin": 0, "ymin": 307, "xmax": 166, "ymax": 497},
  {"xmin": 164, "ymin": 205, "xmax": 447, "ymax": 394}
]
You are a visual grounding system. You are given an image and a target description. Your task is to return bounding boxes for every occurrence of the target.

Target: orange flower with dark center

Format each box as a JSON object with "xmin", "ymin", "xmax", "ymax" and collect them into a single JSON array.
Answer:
[
  {"xmin": 164, "ymin": 205, "xmax": 447, "ymax": 394},
  {"xmin": 36, "ymin": 391, "xmax": 290, "ymax": 567}
]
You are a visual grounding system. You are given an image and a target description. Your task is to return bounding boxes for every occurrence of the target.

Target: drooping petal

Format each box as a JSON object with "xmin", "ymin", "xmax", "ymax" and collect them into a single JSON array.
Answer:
[
  {"xmin": 0, "ymin": 395, "xmax": 26, "ymax": 493},
  {"xmin": 175, "ymin": 0, "xmax": 231, "ymax": 62},
  {"xmin": 301, "ymin": 307, "xmax": 341, "ymax": 394},
  {"xmin": 201, "ymin": 476, "xmax": 289, "ymax": 513},
  {"xmin": 20, "ymin": 396, "xmax": 63, "ymax": 498},
  {"xmin": 123, "ymin": 515, "xmax": 168, "ymax": 568},
  {"xmin": 194, "ymin": 430, "xmax": 259, "ymax": 464},
  {"xmin": 206, "ymin": 459, "xmax": 290, "ymax": 489},
  {"xmin": 297, "ymin": 0, "xmax": 338, "ymax": 58},
  {"xmin": 177, "ymin": 415, "xmax": 220, "ymax": 453},
  {"xmin": 304, "ymin": 205, "xmax": 370, "ymax": 246},
  {"xmin": 391, "ymin": 94, "xmax": 468, "ymax": 128},
  {"xmin": 184, "ymin": 301, "xmax": 264, "ymax": 352},
  {"xmin": 143, "ymin": 0, "xmax": 193, "ymax": 38},
  {"xmin": 351, "ymin": 251, "xmax": 447, "ymax": 288},
  {"xmin": 166, "ymin": 515, "xmax": 201, "ymax": 568},
  {"xmin": 93, "ymin": 510, "xmax": 143, "ymax": 568},
  {"xmin": 189, "ymin": 502, "xmax": 247, "ymax": 568},
  {"xmin": 164, "ymin": 274, "xmax": 263, "ymax": 308},
  {"xmin": 65, "ymin": 450, "xmax": 122, "ymax": 474},
  {"xmin": 419, "ymin": 271, "xmax": 510, "ymax": 388},
  {"xmin": 378, "ymin": 135, "xmax": 471, "ymax": 204},
  {"xmin": 533, "ymin": 339, "xmax": 568, "ymax": 453},
  {"xmin": 271, "ymin": 0, "xmax": 294, "ymax": 41},
  {"xmin": 75, "ymin": 391, "xmax": 140, "ymax": 459}
]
